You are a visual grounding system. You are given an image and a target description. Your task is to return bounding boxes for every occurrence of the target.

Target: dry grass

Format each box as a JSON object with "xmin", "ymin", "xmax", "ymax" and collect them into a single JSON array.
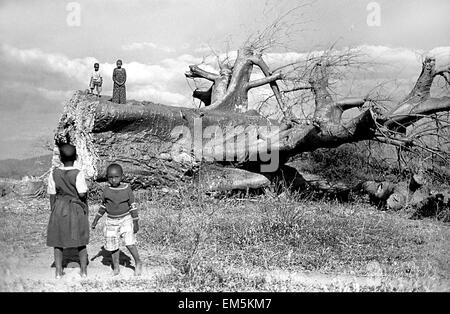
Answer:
[
  {"xmin": 132, "ymin": 187, "xmax": 450, "ymax": 291},
  {"xmin": 0, "ymin": 185, "xmax": 449, "ymax": 292}
]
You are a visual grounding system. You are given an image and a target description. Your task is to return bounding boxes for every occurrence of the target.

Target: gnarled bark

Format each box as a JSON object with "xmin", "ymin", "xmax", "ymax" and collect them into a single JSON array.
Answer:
[{"xmin": 185, "ymin": 48, "xmax": 285, "ymax": 113}]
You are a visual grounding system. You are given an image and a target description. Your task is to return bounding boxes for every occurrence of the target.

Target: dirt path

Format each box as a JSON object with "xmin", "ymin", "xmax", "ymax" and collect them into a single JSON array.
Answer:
[
  {"xmin": 0, "ymin": 246, "xmax": 173, "ymax": 291},
  {"xmin": 0, "ymin": 250, "xmax": 376, "ymax": 291},
  {"xmin": 221, "ymin": 266, "xmax": 450, "ymax": 291},
  {"xmin": 3, "ymin": 247, "xmax": 445, "ymax": 292}
]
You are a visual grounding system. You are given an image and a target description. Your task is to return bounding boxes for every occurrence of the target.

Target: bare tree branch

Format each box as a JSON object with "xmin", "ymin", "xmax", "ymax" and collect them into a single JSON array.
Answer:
[
  {"xmin": 185, "ymin": 65, "xmax": 219, "ymax": 81},
  {"xmin": 335, "ymin": 97, "xmax": 367, "ymax": 109},
  {"xmin": 247, "ymin": 72, "xmax": 283, "ymax": 90},
  {"xmin": 250, "ymin": 55, "xmax": 287, "ymax": 117}
]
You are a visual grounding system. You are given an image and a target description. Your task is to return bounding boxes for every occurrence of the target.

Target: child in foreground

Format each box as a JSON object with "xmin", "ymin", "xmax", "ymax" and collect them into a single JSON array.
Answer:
[
  {"xmin": 47, "ymin": 143, "xmax": 89, "ymax": 279},
  {"xmin": 91, "ymin": 163, "xmax": 142, "ymax": 276}
]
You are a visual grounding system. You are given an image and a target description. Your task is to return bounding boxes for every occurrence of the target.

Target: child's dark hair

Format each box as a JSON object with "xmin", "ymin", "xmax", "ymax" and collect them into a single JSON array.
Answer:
[
  {"xmin": 59, "ymin": 143, "xmax": 77, "ymax": 163},
  {"xmin": 107, "ymin": 163, "xmax": 123, "ymax": 175},
  {"xmin": 94, "ymin": 62, "xmax": 99, "ymax": 67}
]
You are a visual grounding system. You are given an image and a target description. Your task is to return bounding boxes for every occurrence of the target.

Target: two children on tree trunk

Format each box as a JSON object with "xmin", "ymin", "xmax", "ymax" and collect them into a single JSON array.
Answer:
[
  {"xmin": 88, "ymin": 59, "xmax": 127, "ymax": 103},
  {"xmin": 46, "ymin": 143, "xmax": 142, "ymax": 279}
]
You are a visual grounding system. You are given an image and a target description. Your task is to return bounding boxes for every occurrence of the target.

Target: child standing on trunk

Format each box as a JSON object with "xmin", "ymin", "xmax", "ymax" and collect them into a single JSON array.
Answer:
[
  {"xmin": 91, "ymin": 163, "xmax": 142, "ymax": 276},
  {"xmin": 89, "ymin": 62, "xmax": 103, "ymax": 97},
  {"xmin": 47, "ymin": 143, "xmax": 89, "ymax": 279},
  {"xmin": 111, "ymin": 59, "xmax": 126, "ymax": 104}
]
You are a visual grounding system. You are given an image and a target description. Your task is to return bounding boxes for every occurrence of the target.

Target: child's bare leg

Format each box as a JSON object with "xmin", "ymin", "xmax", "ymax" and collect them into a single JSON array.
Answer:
[
  {"xmin": 111, "ymin": 249, "xmax": 120, "ymax": 276},
  {"xmin": 126, "ymin": 245, "xmax": 142, "ymax": 276},
  {"xmin": 78, "ymin": 246, "xmax": 88, "ymax": 277},
  {"xmin": 54, "ymin": 247, "xmax": 63, "ymax": 278}
]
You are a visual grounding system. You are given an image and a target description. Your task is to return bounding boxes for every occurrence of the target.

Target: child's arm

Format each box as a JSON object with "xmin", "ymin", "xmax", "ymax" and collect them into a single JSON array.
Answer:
[
  {"xmin": 121, "ymin": 69, "xmax": 127, "ymax": 86},
  {"xmin": 92, "ymin": 192, "xmax": 106, "ymax": 229},
  {"xmin": 47, "ymin": 170, "xmax": 56, "ymax": 211},
  {"xmin": 50, "ymin": 194, "xmax": 56, "ymax": 211},
  {"xmin": 91, "ymin": 210, "xmax": 104, "ymax": 229},
  {"xmin": 75, "ymin": 171, "xmax": 88, "ymax": 203},
  {"xmin": 112, "ymin": 69, "xmax": 119, "ymax": 85},
  {"xmin": 128, "ymin": 186, "xmax": 139, "ymax": 233}
]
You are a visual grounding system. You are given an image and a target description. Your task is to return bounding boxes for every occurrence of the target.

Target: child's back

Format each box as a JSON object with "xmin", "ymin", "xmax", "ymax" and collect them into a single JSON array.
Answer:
[
  {"xmin": 47, "ymin": 167, "xmax": 89, "ymax": 248},
  {"xmin": 47, "ymin": 143, "xmax": 89, "ymax": 279}
]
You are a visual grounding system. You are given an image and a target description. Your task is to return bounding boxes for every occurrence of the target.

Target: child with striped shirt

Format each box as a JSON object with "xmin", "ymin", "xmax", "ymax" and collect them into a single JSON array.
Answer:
[{"xmin": 91, "ymin": 163, "xmax": 142, "ymax": 276}]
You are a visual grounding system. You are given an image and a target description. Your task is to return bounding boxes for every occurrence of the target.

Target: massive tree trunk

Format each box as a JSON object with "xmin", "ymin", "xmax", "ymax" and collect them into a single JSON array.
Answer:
[
  {"xmin": 384, "ymin": 57, "xmax": 450, "ymax": 132},
  {"xmin": 53, "ymin": 51, "xmax": 450, "ymax": 195}
]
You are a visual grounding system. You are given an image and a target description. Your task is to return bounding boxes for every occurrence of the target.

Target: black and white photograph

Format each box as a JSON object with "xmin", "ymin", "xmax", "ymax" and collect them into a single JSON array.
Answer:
[{"xmin": 0, "ymin": 0, "xmax": 449, "ymax": 296}]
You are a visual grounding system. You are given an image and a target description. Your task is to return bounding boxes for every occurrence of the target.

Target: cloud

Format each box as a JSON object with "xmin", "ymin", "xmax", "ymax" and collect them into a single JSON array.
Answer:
[
  {"xmin": 128, "ymin": 85, "xmax": 188, "ymax": 105},
  {"xmin": 35, "ymin": 87, "xmax": 74, "ymax": 102},
  {"xmin": 0, "ymin": 43, "xmax": 196, "ymax": 107},
  {"xmin": 122, "ymin": 42, "xmax": 176, "ymax": 53},
  {"xmin": 2, "ymin": 43, "xmax": 449, "ymax": 108},
  {"xmin": 193, "ymin": 43, "xmax": 215, "ymax": 54},
  {"xmin": 0, "ymin": 44, "xmax": 97, "ymax": 85}
]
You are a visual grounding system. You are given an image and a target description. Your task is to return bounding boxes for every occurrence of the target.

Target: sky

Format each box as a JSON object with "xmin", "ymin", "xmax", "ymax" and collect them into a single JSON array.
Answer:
[{"xmin": 0, "ymin": 0, "xmax": 449, "ymax": 159}]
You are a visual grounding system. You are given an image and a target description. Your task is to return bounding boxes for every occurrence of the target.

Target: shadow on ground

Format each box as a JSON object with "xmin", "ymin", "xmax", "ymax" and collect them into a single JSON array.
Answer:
[
  {"xmin": 90, "ymin": 246, "xmax": 134, "ymax": 271},
  {"xmin": 49, "ymin": 247, "xmax": 134, "ymax": 271},
  {"xmin": 50, "ymin": 247, "xmax": 89, "ymax": 268}
]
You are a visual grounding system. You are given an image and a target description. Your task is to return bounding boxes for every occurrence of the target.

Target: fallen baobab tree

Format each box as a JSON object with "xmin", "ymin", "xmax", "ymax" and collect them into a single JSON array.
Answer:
[{"xmin": 52, "ymin": 47, "xmax": 450, "ymax": 215}]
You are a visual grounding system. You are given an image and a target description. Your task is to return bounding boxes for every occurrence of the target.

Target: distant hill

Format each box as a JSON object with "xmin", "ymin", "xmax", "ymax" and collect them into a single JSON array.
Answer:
[{"xmin": 0, "ymin": 154, "xmax": 52, "ymax": 179}]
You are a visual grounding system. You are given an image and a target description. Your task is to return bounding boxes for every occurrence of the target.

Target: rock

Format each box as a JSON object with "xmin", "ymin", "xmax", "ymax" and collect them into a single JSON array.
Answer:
[
  {"xmin": 0, "ymin": 180, "xmax": 14, "ymax": 197},
  {"xmin": 360, "ymin": 175, "xmax": 450, "ymax": 221},
  {"xmin": 0, "ymin": 178, "xmax": 45, "ymax": 197}
]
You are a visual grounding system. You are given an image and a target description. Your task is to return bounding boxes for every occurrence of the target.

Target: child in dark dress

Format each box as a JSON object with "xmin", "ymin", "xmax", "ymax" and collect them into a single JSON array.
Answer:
[
  {"xmin": 47, "ymin": 144, "xmax": 89, "ymax": 279},
  {"xmin": 111, "ymin": 59, "xmax": 127, "ymax": 104},
  {"xmin": 91, "ymin": 163, "xmax": 142, "ymax": 276}
]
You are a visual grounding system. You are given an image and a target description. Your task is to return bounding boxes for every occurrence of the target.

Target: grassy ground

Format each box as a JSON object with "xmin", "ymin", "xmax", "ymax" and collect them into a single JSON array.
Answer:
[{"xmin": 0, "ymin": 186, "xmax": 449, "ymax": 292}]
